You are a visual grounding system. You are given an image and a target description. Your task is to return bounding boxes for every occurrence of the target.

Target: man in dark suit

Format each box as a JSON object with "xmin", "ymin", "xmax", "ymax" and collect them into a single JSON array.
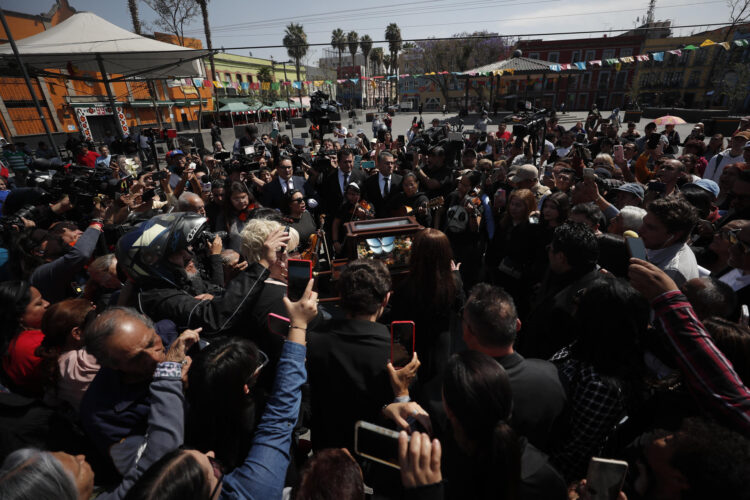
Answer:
[
  {"xmin": 462, "ymin": 283, "xmax": 567, "ymax": 451},
  {"xmin": 363, "ymin": 151, "xmax": 402, "ymax": 218},
  {"xmin": 319, "ymin": 148, "xmax": 366, "ymax": 218},
  {"xmin": 261, "ymin": 157, "xmax": 314, "ymax": 210},
  {"xmin": 307, "ymin": 259, "xmax": 398, "ymax": 451}
]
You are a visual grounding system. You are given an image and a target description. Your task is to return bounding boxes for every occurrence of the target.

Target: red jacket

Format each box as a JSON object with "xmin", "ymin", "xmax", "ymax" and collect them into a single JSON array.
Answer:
[{"xmin": 76, "ymin": 150, "xmax": 100, "ymax": 167}]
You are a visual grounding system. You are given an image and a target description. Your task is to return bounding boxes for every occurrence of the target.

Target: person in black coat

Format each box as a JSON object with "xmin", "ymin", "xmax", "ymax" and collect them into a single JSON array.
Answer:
[
  {"xmin": 319, "ymin": 148, "xmax": 366, "ymax": 219},
  {"xmin": 363, "ymin": 151, "xmax": 402, "ymax": 218},
  {"xmin": 461, "ymin": 283, "xmax": 566, "ymax": 451},
  {"xmin": 307, "ymin": 259, "xmax": 398, "ymax": 452},
  {"xmin": 261, "ymin": 157, "xmax": 315, "ymax": 210}
]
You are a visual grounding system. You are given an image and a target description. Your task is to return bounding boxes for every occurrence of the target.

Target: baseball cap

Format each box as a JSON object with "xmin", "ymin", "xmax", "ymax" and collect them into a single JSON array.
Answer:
[
  {"xmin": 613, "ymin": 182, "xmax": 645, "ymax": 200},
  {"xmin": 166, "ymin": 149, "xmax": 185, "ymax": 158},
  {"xmin": 744, "ymin": 142, "xmax": 750, "ymax": 150},
  {"xmin": 509, "ymin": 164, "xmax": 539, "ymax": 184},
  {"xmin": 734, "ymin": 131, "xmax": 750, "ymax": 141},
  {"xmin": 685, "ymin": 179, "xmax": 720, "ymax": 199}
]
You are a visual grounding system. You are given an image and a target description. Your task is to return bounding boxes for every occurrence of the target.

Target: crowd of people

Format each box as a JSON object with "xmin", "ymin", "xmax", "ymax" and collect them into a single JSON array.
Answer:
[{"xmin": 1, "ymin": 109, "xmax": 750, "ymax": 500}]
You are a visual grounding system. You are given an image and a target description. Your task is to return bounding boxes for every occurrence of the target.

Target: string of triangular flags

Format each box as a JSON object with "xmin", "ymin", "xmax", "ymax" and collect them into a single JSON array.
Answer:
[{"xmin": 164, "ymin": 38, "xmax": 749, "ymax": 90}]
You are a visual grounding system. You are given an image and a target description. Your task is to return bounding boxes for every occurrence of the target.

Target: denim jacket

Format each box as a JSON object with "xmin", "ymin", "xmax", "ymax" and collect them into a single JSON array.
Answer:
[{"xmin": 221, "ymin": 340, "xmax": 307, "ymax": 500}]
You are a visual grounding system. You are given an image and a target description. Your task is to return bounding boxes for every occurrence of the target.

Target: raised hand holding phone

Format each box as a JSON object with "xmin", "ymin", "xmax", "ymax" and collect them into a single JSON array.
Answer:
[{"xmin": 282, "ymin": 279, "xmax": 318, "ymax": 346}]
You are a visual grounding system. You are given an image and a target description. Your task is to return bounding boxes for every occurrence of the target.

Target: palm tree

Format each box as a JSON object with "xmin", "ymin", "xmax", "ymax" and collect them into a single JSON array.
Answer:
[
  {"xmin": 359, "ymin": 35, "xmax": 373, "ymax": 106},
  {"xmin": 384, "ymin": 23, "xmax": 402, "ymax": 75},
  {"xmin": 331, "ymin": 28, "xmax": 346, "ymax": 74},
  {"xmin": 127, "ymin": 0, "xmax": 141, "ymax": 34},
  {"xmin": 370, "ymin": 47, "xmax": 383, "ymax": 76},
  {"xmin": 347, "ymin": 31, "xmax": 359, "ymax": 67},
  {"xmin": 283, "ymin": 23, "xmax": 309, "ymax": 108},
  {"xmin": 360, "ymin": 35, "xmax": 373, "ymax": 69},
  {"xmin": 195, "ymin": 0, "xmax": 216, "ymax": 88},
  {"xmin": 383, "ymin": 53, "xmax": 392, "ymax": 105}
]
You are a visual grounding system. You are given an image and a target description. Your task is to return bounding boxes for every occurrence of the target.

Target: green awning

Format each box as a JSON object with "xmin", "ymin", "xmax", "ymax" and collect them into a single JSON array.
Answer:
[
  {"xmin": 218, "ymin": 102, "xmax": 251, "ymax": 112},
  {"xmin": 271, "ymin": 100, "xmax": 300, "ymax": 109},
  {"xmin": 130, "ymin": 100, "xmax": 175, "ymax": 108}
]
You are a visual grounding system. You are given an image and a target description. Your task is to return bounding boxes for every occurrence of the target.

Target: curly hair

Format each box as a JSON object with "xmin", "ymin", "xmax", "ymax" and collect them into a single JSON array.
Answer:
[
  {"xmin": 338, "ymin": 259, "xmax": 391, "ymax": 316},
  {"xmin": 647, "ymin": 197, "xmax": 699, "ymax": 242}
]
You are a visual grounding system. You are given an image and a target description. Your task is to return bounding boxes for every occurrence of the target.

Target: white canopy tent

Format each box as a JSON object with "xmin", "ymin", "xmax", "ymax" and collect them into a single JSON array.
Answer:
[{"xmin": 0, "ymin": 11, "xmax": 208, "ymax": 80}]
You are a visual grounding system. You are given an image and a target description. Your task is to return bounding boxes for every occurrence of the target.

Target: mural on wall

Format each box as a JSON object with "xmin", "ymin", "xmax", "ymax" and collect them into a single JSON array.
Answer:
[{"xmin": 75, "ymin": 105, "xmax": 128, "ymax": 140}]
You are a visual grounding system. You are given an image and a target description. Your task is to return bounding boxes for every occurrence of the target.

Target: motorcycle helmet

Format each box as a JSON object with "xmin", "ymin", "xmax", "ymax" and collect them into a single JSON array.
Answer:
[{"xmin": 116, "ymin": 213, "xmax": 208, "ymax": 286}]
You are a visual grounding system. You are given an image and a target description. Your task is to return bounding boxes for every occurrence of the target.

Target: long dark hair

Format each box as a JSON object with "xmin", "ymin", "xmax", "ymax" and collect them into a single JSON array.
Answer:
[
  {"xmin": 123, "ymin": 449, "xmax": 210, "ymax": 500},
  {"xmin": 222, "ymin": 181, "xmax": 255, "ymax": 226},
  {"xmin": 443, "ymin": 351, "xmax": 521, "ymax": 500},
  {"xmin": 186, "ymin": 337, "xmax": 263, "ymax": 470},
  {"xmin": 540, "ymin": 191, "xmax": 570, "ymax": 227},
  {"xmin": 0, "ymin": 280, "xmax": 32, "ymax": 347},
  {"xmin": 281, "ymin": 189, "xmax": 302, "ymax": 216},
  {"xmin": 409, "ymin": 229, "xmax": 456, "ymax": 310}
]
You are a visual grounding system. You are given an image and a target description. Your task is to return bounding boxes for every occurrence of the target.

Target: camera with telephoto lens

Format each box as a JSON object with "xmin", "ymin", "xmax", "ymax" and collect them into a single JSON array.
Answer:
[{"xmin": 198, "ymin": 230, "xmax": 228, "ymax": 246}]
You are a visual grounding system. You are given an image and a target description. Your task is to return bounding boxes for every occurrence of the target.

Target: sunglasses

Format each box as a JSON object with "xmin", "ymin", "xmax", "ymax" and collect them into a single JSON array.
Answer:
[
  {"xmin": 248, "ymin": 349, "xmax": 269, "ymax": 383},
  {"xmin": 723, "ymin": 229, "xmax": 750, "ymax": 254},
  {"xmin": 290, "ymin": 198, "xmax": 305, "ymax": 204}
]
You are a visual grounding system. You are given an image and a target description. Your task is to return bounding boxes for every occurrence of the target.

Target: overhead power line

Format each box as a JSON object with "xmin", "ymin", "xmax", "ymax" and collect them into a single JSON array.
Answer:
[{"xmin": 213, "ymin": 22, "xmax": 735, "ymax": 51}]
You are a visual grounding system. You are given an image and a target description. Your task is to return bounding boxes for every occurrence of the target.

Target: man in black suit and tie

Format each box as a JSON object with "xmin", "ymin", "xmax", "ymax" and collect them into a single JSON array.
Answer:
[
  {"xmin": 319, "ymin": 148, "xmax": 366, "ymax": 218},
  {"xmin": 363, "ymin": 151, "xmax": 402, "ymax": 218},
  {"xmin": 261, "ymin": 157, "xmax": 315, "ymax": 210}
]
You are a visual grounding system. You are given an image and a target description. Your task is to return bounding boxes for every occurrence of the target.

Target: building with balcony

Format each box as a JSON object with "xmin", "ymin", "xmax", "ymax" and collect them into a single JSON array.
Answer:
[
  {"xmin": 635, "ymin": 24, "xmax": 750, "ymax": 109},
  {"xmin": 515, "ymin": 33, "xmax": 649, "ymax": 111}
]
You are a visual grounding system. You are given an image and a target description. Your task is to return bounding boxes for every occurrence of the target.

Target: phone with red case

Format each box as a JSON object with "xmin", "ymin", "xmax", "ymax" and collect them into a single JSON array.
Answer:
[
  {"xmin": 286, "ymin": 259, "xmax": 312, "ymax": 302},
  {"xmin": 267, "ymin": 313, "xmax": 290, "ymax": 337},
  {"xmin": 390, "ymin": 321, "xmax": 415, "ymax": 368}
]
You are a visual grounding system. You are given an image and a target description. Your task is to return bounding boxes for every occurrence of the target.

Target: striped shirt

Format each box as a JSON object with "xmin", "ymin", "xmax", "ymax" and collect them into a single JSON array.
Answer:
[{"xmin": 652, "ymin": 290, "xmax": 750, "ymax": 433}]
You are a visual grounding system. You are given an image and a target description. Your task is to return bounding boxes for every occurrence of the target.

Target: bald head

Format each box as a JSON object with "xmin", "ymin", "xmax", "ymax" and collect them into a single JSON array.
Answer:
[
  {"xmin": 84, "ymin": 307, "xmax": 165, "ymax": 379},
  {"xmin": 178, "ymin": 192, "xmax": 205, "ymax": 216}
]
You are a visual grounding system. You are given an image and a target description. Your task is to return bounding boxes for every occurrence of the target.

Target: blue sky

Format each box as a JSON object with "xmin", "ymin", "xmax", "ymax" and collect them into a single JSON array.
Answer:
[{"xmin": 3, "ymin": 0, "xmax": 735, "ymax": 64}]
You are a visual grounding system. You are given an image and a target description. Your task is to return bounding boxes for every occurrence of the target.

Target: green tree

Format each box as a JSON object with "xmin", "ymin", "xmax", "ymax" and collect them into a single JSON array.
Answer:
[
  {"xmin": 370, "ymin": 46, "xmax": 383, "ymax": 76},
  {"xmin": 360, "ymin": 35, "xmax": 373, "ymax": 104},
  {"xmin": 283, "ymin": 23, "xmax": 309, "ymax": 105},
  {"xmin": 127, "ymin": 0, "xmax": 142, "ymax": 34},
  {"xmin": 331, "ymin": 28, "xmax": 346, "ymax": 74},
  {"xmin": 256, "ymin": 66, "xmax": 279, "ymax": 104},
  {"xmin": 384, "ymin": 23, "xmax": 402, "ymax": 75},
  {"xmin": 347, "ymin": 31, "xmax": 359, "ymax": 67}
]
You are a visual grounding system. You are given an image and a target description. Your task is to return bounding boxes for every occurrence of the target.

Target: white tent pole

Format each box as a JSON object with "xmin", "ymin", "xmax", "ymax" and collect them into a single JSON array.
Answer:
[
  {"xmin": 0, "ymin": 9, "xmax": 59, "ymax": 157},
  {"xmin": 96, "ymin": 53, "xmax": 124, "ymax": 139}
]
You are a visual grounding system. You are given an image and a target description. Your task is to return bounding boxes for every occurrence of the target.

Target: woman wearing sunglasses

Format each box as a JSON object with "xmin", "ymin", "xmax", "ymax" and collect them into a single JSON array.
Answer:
[{"xmin": 124, "ymin": 280, "xmax": 318, "ymax": 500}]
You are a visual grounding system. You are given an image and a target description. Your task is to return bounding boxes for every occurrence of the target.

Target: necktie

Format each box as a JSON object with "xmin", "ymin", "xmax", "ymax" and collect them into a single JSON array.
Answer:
[
  {"xmin": 288, "ymin": 180, "xmax": 294, "ymax": 192},
  {"xmin": 343, "ymin": 173, "xmax": 349, "ymax": 193},
  {"xmin": 383, "ymin": 177, "xmax": 390, "ymax": 197}
]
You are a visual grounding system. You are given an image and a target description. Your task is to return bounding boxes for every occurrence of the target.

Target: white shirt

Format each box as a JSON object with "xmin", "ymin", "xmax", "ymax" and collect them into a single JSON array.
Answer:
[
  {"xmin": 703, "ymin": 148, "xmax": 745, "ymax": 183},
  {"xmin": 272, "ymin": 119, "xmax": 279, "ymax": 131},
  {"xmin": 278, "ymin": 176, "xmax": 294, "ymax": 193},
  {"xmin": 719, "ymin": 268, "xmax": 750, "ymax": 292},
  {"xmin": 378, "ymin": 172, "xmax": 392, "ymax": 197},
  {"xmin": 555, "ymin": 146, "xmax": 572, "ymax": 158}
]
